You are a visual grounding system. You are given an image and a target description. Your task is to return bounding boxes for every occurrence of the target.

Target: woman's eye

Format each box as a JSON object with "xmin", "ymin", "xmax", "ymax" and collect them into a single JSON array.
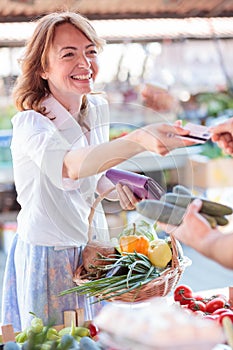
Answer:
[
  {"xmin": 87, "ymin": 50, "xmax": 98, "ymax": 56},
  {"xmin": 63, "ymin": 52, "xmax": 74, "ymax": 58}
]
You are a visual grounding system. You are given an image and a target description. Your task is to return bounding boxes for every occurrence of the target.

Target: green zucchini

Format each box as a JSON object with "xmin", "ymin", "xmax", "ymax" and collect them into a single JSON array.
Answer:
[
  {"xmin": 172, "ymin": 184, "xmax": 191, "ymax": 196},
  {"xmin": 200, "ymin": 213, "xmax": 217, "ymax": 228},
  {"xmin": 136, "ymin": 200, "xmax": 186, "ymax": 226},
  {"xmin": 136, "ymin": 200, "xmax": 225, "ymax": 228},
  {"xmin": 214, "ymin": 216, "xmax": 229, "ymax": 226},
  {"xmin": 161, "ymin": 193, "xmax": 233, "ymax": 216}
]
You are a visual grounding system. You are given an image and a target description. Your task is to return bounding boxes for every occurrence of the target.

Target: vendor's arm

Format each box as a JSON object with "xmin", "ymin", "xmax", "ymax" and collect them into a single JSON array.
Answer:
[
  {"xmin": 158, "ymin": 199, "xmax": 233, "ymax": 269},
  {"xmin": 63, "ymin": 123, "xmax": 194, "ymax": 180}
]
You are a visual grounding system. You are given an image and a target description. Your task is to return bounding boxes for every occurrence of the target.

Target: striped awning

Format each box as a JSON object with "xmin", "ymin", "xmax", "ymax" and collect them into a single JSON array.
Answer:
[{"xmin": 1, "ymin": 17, "xmax": 233, "ymax": 47}]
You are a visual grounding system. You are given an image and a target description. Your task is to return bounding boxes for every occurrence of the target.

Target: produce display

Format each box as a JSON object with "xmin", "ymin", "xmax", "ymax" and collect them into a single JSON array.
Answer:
[
  {"xmin": 94, "ymin": 297, "xmax": 226, "ymax": 350},
  {"xmin": 60, "ymin": 220, "xmax": 189, "ymax": 302},
  {"xmin": 136, "ymin": 185, "xmax": 233, "ymax": 227},
  {"xmin": 1, "ymin": 314, "xmax": 101, "ymax": 350},
  {"xmin": 2, "ymin": 287, "xmax": 232, "ymax": 350}
]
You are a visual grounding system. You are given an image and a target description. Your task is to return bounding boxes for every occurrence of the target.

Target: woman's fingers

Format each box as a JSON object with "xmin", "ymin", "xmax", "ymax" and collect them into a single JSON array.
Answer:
[{"xmin": 116, "ymin": 183, "xmax": 139, "ymax": 210}]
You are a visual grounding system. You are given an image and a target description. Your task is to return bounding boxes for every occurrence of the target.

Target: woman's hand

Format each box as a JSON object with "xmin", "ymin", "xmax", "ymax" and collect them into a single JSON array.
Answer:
[
  {"xmin": 97, "ymin": 175, "xmax": 140, "ymax": 210},
  {"xmin": 116, "ymin": 183, "xmax": 140, "ymax": 210},
  {"xmin": 133, "ymin": 122, "xmax": 196, "ymax": 156}
]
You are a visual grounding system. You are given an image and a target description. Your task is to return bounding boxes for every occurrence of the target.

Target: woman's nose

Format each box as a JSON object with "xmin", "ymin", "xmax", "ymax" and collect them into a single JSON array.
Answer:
[{"xmin": 78, "ymin": 54, "xmax": 91, "ymax": 68}]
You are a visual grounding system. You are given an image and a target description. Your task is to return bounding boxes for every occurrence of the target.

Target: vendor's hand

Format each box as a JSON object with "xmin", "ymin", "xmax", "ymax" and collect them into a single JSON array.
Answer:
[
  {"xmin": 158, "ymin": 199, "xmax": 213, "ymax": 246},
  {"xmin": 141, "ymin": 84, "xmax": 178, "ymax": 112},
  {"xmin": 116, "ymin": 183, "xmax": 140, "ymax": 210},
  {"xmin": 138, "ymin": 122, "xmax": 196, "ymax": 156},
  {"xmin": 210, "ymin": 120, "xmax": 233, "ymax": 156}
]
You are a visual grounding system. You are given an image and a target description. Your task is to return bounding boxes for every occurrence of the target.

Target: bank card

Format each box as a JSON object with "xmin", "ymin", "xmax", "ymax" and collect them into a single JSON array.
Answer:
[{"xmin": 178, "ymin": 123, "xmax": 211, "ymax": 144}]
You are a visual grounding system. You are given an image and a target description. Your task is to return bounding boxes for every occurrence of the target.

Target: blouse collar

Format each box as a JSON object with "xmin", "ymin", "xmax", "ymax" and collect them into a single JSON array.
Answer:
[{"xmin": 42, "ymin": 95, "xmax": 79, "ymax": 131}]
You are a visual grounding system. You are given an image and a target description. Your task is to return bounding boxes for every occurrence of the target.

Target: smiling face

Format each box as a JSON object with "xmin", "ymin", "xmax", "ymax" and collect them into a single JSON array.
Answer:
[{"xmin": 41, "ymin": 22, "xmax": 99, "ymax": 111}]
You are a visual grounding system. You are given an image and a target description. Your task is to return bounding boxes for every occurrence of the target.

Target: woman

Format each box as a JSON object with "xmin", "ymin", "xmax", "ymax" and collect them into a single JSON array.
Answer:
[{"xmin": 1, "ymin": 12, "xmax": 193, "ymax": 331}]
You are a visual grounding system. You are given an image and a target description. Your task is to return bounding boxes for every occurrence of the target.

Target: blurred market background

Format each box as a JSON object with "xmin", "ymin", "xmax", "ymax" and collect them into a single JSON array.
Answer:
[{"xmin": 1, "ymin": 0, "xmax": 233, "ymax": 319}]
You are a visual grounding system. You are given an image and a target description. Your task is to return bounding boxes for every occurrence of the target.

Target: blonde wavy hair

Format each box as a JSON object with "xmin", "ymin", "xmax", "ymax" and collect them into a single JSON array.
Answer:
[{"xmin": 13, "ymin": 12, "xmax": 106, "ymax": 117}]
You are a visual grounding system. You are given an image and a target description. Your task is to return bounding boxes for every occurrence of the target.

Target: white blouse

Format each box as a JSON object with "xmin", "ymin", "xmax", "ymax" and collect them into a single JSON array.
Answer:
[{"xmin": 11, "ymin": 94, "xmax": 110, "ymax": 247}]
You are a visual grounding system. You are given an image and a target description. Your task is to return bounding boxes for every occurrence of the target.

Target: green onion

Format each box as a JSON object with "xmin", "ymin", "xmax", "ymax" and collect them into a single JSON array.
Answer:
[{"xmin": 59, "ymin": 252, "xmax": 161, "ymax": 302}]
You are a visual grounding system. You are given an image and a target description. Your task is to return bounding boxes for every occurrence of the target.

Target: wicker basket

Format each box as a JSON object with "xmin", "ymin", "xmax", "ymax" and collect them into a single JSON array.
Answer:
[{"xmin": 73, "ymin": 187, "xmax": 191, "ymax": 303}]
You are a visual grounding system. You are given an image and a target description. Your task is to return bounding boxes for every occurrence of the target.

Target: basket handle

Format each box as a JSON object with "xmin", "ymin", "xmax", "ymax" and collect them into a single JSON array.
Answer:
[
  {"xmin": 170, "ymin": 232, "xmax": 179, "ymax": 269},
  {"xmin": 87, "ymin": 186, "xmax": 116, "ymax": 242}
]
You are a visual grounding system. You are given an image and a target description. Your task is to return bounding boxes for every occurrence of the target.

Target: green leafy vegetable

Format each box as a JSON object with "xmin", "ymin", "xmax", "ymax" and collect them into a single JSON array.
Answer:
[{"xmin": 118, "ymin": 219, "xmax": 157, "ymax": 242}]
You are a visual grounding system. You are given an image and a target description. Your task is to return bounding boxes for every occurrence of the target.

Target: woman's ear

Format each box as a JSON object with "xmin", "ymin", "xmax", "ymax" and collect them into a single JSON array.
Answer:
[{"xmin": 41, "ymin": 71, "xmax": 48, "ymax": 80}]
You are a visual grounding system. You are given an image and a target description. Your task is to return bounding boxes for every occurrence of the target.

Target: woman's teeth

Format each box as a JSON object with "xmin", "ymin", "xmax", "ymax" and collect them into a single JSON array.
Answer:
[{"xmin": 72, "ymin": 74, "xmax": 90, "ymax": 80}]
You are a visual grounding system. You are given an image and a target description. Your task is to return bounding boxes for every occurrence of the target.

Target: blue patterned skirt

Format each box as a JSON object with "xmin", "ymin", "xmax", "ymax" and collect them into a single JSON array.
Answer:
[{"xmin": 1, "ymin": 234, "xmax": 104, "ymax": 332}]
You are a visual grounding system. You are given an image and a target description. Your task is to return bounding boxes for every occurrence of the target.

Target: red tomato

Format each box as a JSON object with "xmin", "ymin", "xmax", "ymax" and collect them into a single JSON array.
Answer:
[
  {"xmin": 215, "ymin": 294, "xmax": 228, "ymax": 302},
  {"xmin": 88, "ymin": 322, "xmax": 99, "ymax": 337},
  {"xmin": 174, "ymin": 285, "xmax": 193, "ymax": 305},
  {"xmin": 189, "ymin": 300, "xmax": 206, "ymax": 312},
  {"xmin": 206, "ymin": 297, "xmax": 226, "ymax": 313},
  {"xmin": 219, "ymin": 312, "xmax": 233, "ymax": 325}
]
